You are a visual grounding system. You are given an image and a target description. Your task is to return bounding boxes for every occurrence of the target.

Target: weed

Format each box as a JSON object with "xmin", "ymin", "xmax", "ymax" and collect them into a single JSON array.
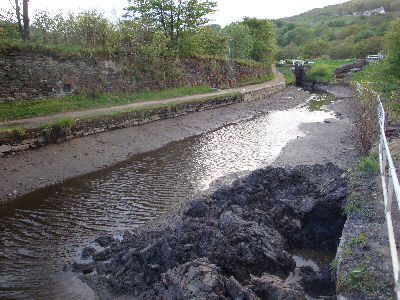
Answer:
[
  {"xmin": 40, "ymin": 117, "xmax": 74, "ymax": 130},
  {"xmin": 277, "ymin": 66, "xmax": 295, "ymax": 85},
  {"xmin": 357, "ymin": 154, "xmax": 379, "ymax": 175},
  {"xmin": 346, "ymin": 234, "xmax": 367, "ymax": 249},
  {"xmin": 78, "ymin": 92, "xmax": 241, "ymax": 120},
  {"xmin": 330, "ymin": 259, "xmax": 338, "ymax": 270},
  {"xmin": 343, "ymin": 201, "xmax": 362, "ymax": 214},
  {"xmin": 307, "ymin": 64, "xmax": 332, "ymax": 83},
  {"xmin": 0, "ymin": 126, "xmax": 26, "ymax": 136},
  {"xmin": 344, "ymin": 264, "xmax": 375, "ymax": 293}
]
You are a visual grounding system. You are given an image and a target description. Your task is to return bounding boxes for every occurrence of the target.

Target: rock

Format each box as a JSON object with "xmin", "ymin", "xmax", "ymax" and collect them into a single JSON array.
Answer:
[
  {"xmin": 81, "ymin": 246, "xmax": 96, "ymax": 259},
  {"xmin": 249, "ymin": 273, "xmax": 305, "ymax": 300},
  {"xmin": 94, "ymin": 235, "xmax": 115, "ymax": 247},
  {"xmin": 72, "ymin": 164, "xmax": 347, "ymax": 299},
  {"xmin": 160, "ymin": 258, "xmax": 225, "ymax": 299}
]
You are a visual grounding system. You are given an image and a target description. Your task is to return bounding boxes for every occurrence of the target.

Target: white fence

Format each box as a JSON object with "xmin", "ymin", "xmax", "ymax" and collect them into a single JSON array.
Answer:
[
  {"xmin": 366, "ymin": 53, "xmax": 384, "ymax": 60},
  {"xmin": 356, "ymin": 83, "xmax": 400, "ymax": 299}
]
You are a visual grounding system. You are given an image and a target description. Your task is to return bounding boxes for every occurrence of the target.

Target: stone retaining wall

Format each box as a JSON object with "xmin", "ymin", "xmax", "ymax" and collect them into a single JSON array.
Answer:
[
  {"xmin": 0, "ymin": 84, "xmax": 285, "ymax": 156},
  {"xmin": 0, "ymin": 49, "xmax": 270, "ymax": 102}
]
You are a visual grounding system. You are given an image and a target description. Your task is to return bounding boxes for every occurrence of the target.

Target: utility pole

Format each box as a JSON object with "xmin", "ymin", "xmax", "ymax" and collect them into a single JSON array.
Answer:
[{"xmin": 228, "ymin": 38, "xmax": 232, "ymax": 58}]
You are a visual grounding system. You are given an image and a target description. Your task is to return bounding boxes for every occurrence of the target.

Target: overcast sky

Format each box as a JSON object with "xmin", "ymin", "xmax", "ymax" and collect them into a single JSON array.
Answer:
[{"xmin": 2, "ymin": 0, "xmax": 348, "ymax": 25}]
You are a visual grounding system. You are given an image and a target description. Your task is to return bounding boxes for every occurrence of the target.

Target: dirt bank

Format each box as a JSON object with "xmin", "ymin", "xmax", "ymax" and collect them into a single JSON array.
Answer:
[{"xmin": 0, "ymin": 86, "xmax": 308, "ymax": 205}]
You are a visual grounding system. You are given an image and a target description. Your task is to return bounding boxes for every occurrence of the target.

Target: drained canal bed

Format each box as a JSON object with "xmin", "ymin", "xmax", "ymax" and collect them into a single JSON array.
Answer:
[{"xmin": 1, "ymin": 95, "xmax": 340, "ymax": 299}]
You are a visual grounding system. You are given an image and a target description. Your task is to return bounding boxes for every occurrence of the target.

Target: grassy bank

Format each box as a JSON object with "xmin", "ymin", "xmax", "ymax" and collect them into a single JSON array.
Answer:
[
  {"xmin": 276, "ymin": 65, "xmax": 295, "ymax": 84},
  {"xmin": 307, "ymin": 59, "xmax": 355, "ymax": 83},
  {"xmin": 350, "ymin": 60, "xmax": 400, "ymax": 124},
  {"xmin": 335, "ymin": 153, "xmax": 394, "ymax": 299},
  {"xmin": 0, "ymin": 85, "xmax": 215, "ymax": 122}
]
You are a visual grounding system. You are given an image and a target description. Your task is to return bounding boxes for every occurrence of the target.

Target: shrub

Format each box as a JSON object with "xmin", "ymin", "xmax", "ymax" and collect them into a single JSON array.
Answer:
[
  {"xmin": 385, "ymin": 18, "xmax": 400, "ymax": 75},
  {"xmin": 307, "ymin": 64, "xmax": 332, "ymax": 81}
]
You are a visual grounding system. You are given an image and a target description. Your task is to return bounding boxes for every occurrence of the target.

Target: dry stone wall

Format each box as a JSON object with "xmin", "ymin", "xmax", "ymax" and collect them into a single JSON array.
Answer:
[{"xmin": 0, "ymin": 49, "xmax": 270, "ymax": 102}]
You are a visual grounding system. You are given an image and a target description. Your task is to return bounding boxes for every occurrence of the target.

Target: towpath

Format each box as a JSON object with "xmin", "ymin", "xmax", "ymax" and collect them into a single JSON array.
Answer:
[{"xmin": 0, "ymin": 66, "xmax": 284, "ymax": 129}]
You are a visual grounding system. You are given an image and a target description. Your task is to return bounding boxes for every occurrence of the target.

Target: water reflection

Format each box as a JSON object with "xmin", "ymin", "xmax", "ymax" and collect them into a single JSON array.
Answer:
[{"xmin": 0, "ymin": 99, "xmax": 333, "ymax": 299}]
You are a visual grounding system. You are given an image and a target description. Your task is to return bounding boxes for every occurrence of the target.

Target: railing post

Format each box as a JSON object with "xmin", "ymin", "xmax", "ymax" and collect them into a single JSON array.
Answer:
[{"xmin": 387, "ymin": 174, "xmax": 394, "ymax": 213}]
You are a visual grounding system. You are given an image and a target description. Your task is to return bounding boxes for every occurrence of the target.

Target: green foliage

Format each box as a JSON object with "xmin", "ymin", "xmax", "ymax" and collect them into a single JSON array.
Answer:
[
  {"xmin": 344, "ymin": 264, "xmax": 375, "ymax": 293},
  {"xmin": 354, "ymin": 30, "xmax": 374, "ymax": 43},
  {"xmin": 385, "ymin": 18, "xmax": 400, "ymax": 75},
  {"xmin": 0, "ymin": 20, "xmax": 20, "ymax": 40},
  {"xmin": 344, "ymin": 24, "xmax": 362, "ymax": 37},
  {"xmin": 277, "ymin": 66, "xmax": 296, "ymax": 84},
  {"xmin": 0, "ymin": 126, "xmax": 26, "ymax": 136},
  {"xmin": 40, "ymin": 117, "xmax": 74, "ymax": 130},
  {"xmin": 278, "ymin": 42, "xmax": 301, "ymax": 60},
  {"xmin": 197, "ymin": 26, "xmax": 228, "ymax": 57},
  {"xmin": 328, "ymin": 20, "xmax": 347, "ymax": 27},
  {"xmin": 302, "ymin": 40, "xmax": 330, "ymax": 58},
  {"xmin": 329, "ymin": 42, "xmax": 354, "ymax": 59},
  {"xmin": 242, "ymin": 18, "xmax": 277, "ymax": 65},
  {"xmin": 343, "ymin": 199, "xmax": 362, "ymax": 214},
  {"xmin": 275, "ymin": 0, "xmax": 400, "ymax": 61},
  {"xmin": 330, "ymin": 259, "xmax": 338, "ymax": 270},
  {"xmin": 125, "ymin": 0, "xmax": 217, "ymax": 49},
  {"xmin": 31, "ymin": 10, "xmax": 117, "ymax": 47},
  {"xmin": 0, "ymin": 85, "xmax": 214, "ymax": 121},
  {"xmin": 358, "ymin": 153, "xmax": 379, "ymax": 175},
  {"xmin": 307, "ymin": 64, "xmax": 332, "ymax": 82},
  {"xmin": 222, "ymin": 22, "xmax": 253, "ymax": 60}
]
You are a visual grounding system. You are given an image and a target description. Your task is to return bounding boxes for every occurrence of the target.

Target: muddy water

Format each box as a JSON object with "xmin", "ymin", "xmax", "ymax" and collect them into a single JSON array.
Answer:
[{"xmin": 0, "ymin": 97, "xmax": 334, "ymax": 299}]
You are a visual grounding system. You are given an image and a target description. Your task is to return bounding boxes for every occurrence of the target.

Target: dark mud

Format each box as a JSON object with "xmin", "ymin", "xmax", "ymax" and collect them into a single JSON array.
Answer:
[{"xmin": 72, "ymin": 163, "xmax": 348, "ymax": 299}]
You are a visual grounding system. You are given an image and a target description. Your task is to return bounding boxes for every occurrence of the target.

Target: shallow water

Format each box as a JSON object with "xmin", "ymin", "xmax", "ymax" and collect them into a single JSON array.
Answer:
[{"xmin": 0, "ymin": 95, "xmax": 334, "ymax": 299}]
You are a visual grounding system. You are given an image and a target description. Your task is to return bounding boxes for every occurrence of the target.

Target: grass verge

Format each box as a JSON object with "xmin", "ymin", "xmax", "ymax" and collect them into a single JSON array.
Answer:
[
  {"xmin": 77, "ymin": 92, "xmax": 241, "ymax": 120},
  {"xmin": 0, "ymin": 85, "xmax": 214, "ymax": 122},
  {"xmin": 276, "ymin": 65, "xmax": 295, "ymax": 85},
  {"xmin": 307, "ymin": 59, "xmax": 355, "ymax": 83},
  {"xmin": 350, "ymin": 60, "xmax": 400, "ymax": 119}
]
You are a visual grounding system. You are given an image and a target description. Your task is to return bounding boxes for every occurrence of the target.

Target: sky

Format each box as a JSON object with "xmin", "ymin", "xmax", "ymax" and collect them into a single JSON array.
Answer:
[{"xmin": 2, "ymin": 0, "xmax": 349, "ymax": 26}]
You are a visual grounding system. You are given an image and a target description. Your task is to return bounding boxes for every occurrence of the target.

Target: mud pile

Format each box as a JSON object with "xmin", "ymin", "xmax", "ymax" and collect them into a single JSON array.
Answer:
[{"xmin": 72, "ymin": 163, "xmax": 348, "ymax": 299}]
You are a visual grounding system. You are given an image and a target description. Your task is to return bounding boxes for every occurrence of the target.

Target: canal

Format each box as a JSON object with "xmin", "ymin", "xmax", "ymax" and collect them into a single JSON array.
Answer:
[{"xmin": 0, "ymin": 95, "xmax": 335, "ymax": 299}]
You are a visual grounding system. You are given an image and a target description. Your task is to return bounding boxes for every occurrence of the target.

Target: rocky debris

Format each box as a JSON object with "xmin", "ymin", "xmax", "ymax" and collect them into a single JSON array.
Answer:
[
  {"xmin": 72, "ymin": 163, "xmax": 348, "ymax": 299},
  {"xmin": 331, "ymin": 60, "xmax": 369, "ymax": 84}
]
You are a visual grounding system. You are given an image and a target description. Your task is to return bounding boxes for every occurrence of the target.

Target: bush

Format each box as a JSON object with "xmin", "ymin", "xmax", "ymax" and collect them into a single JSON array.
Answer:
[
  {"xmin": 302, "ymin": 40, "xmax": 330, "ymax": 59},
  {"xmin": 317, "ymin": 54, "xmax": 331, "ymax": 61},
  {"xmin": 385, "ymin": 18, "xmax": 400, "ymax": 75},
  {"xmin": 307, "ymin": 64, "xmax": 332, "ymax": 82}
]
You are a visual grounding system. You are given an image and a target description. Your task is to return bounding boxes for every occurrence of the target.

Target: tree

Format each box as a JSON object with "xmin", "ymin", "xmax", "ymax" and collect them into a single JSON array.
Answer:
[
  {"xmin": 302, "ymin": 39, "xmax": 330, "ymax": 58},
  {"xmin": 125, "ymin": 0, "xmax": 217, "ymax": 49},
  {"xmin": 14, "ymin": 0, "xmax": 29, "ymax": 40},
  {"xmin": 242, "ymin": 17, "xmax": 277, "ymax": 65},
  {"xmin": 344, "ymin": 24, "xmax": 361, "ymax": 38},
  {"xmin": 384, "ymin": 18, "xmax": 400, "ymax": 75},
  {"xmin": 222, "ymin": 22, "xmax": 253, "ymax": 59}
]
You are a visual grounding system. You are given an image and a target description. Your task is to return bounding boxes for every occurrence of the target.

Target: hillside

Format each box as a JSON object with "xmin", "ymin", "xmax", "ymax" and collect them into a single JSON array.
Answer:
[{"xmin": 274, "ymin": 0, "xmax": 400, "ymax": 60}]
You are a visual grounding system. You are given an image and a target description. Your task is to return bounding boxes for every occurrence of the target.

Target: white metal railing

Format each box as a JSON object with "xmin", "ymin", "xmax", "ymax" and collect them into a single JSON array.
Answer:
[{"xmin": 356, "ymin": 83, "xmax": 400, "ymax": 299}]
